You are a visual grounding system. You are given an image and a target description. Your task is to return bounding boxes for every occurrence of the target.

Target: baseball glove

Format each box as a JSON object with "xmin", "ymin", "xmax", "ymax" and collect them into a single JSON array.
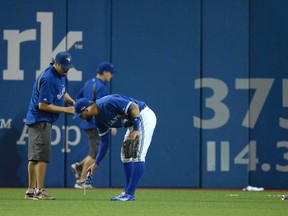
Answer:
[{"xmin": 122, "ymin": 136, "xmax": 140, "ymax": 159}]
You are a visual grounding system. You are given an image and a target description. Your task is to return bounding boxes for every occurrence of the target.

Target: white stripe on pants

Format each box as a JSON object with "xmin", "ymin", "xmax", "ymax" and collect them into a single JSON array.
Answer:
[{"xmin": 121, "ymin": 106, "xmax": 157, "ymax": 163}]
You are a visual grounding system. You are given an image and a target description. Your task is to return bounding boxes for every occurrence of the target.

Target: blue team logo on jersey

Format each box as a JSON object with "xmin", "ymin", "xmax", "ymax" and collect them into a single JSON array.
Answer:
[{"xmin": 57, "ymin": 86, "xmax": 66, "ymax": 100}]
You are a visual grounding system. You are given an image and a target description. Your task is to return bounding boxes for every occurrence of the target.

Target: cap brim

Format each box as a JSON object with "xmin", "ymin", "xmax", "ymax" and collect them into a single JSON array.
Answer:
[
  {"xmin": 62, "ymin": 64, "xmax": 74, "ymax": 70},
  {"xmin": 72, "ymin": 113, "xmax": 81, "ymax": 120}
]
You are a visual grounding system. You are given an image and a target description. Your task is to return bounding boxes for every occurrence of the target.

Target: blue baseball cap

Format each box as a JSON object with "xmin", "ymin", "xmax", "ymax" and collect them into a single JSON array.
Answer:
[
  {"xmin": 72, "ymin": 98, "xmax": 92, "ymax": 119},
  {"xmin": 55, "ymin": 51, "xmax": 73, "ymax": 69},
  {"xmin": 97, "ymin": 61, "xmax": 116, "ymax": 74}
]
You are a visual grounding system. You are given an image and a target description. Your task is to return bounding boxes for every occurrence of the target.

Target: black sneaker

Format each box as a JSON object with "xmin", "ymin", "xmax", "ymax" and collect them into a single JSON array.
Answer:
[
  {"xmin": 24, "ymin": 191, "xmax": 35, "ymax": 200},
  {"xmin": 71, "ymin": 163, "xmax": 82, "ymax": 180}
]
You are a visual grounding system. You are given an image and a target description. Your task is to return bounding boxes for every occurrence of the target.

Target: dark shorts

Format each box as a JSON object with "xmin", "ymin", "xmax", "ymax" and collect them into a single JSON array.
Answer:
[
  {"xmin": 28, "ymin": 122, "xmax": 52, "ymax": 163},
  {"xmin": 84, "ymin": 128, "xmax": 100, "ymax": 159}
]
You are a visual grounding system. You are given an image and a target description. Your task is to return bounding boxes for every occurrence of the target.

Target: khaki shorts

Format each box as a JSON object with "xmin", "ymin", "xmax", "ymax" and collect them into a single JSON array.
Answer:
[
  {"xmin": 28, "ymin": 122, "xmax": 52, "ymax": 163},
  {"xmin": 84, "ymin": 128, "xmax": 100, "ymax": 159}
]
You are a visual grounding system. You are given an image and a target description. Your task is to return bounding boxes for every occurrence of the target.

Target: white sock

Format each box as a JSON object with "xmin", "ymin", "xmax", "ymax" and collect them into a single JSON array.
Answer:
[{"xmin": 27, "ymin": 188, "xmax": 34, "ymax": 193}]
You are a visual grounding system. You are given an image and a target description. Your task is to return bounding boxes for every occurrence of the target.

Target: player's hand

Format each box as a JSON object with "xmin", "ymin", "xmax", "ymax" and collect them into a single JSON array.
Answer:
[
  {"xmin": 86, "ymin": 163, "xmax": 98, "ymax": 176},
  {"xmin": 65, "ymin": 106, "xmax": 75, "ymax": 115},
  {"xmin": 128, "ymin": 130, "xmax": 139, "ymax": 140}
]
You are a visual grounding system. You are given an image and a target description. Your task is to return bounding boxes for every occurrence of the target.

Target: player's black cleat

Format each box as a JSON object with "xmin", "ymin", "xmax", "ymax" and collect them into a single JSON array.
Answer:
[{"xmin": 71, "ymin": 162, "xmax": 82, "ymax": 180}]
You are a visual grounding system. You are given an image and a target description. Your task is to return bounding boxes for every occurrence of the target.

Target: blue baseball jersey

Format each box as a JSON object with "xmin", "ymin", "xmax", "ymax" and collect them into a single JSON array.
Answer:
[
  {"xmin": 26, "ymin": 64, "xmax": 67, "ymax": 125},
  {"xmin": 95, "ymin": 94, "xmax": 146, "ymax": 136},
  {"xmin": 77, "ymin": 78, "xmax": 108, "ymax": 130}
]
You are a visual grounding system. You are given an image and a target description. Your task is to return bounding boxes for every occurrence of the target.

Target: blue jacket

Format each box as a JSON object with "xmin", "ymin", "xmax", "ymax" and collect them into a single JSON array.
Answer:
[{"xmin": 77, "ymin": 77, "xmax": 108, "ymax": 130}]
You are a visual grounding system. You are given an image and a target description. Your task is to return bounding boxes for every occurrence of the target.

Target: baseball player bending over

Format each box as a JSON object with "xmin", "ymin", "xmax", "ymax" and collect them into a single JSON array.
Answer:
[{"xmin": 72, "ymin": 94, "xmax": 157, "ymax": 201}]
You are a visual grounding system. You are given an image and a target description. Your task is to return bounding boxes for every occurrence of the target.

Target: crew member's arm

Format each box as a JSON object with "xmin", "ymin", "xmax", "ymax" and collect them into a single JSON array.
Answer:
[
  {"xmin": 38, "ymin": 92, "xmax": 75, "ymax": 114},
  {"xmin": 39, "ymin": 102, "xmax": 74, "ymax": 114},
  {"xmin": 64, "ymin": 92, "xmax": 76, "ymax": 105}
]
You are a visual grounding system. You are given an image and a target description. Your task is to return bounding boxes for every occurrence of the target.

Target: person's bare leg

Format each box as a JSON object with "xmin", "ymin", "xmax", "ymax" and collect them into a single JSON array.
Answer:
[
  {"xmin": 78, "ymin": 157, "xmax": 87, "ymax": 168},
  {"xmin": 28, "ymin": 161, "xmax": 37, "ymax": 189},
  {"xmin": 79, "ymin": 156, "xmax": 94, "ymax": 182},
  {"xmin": 35, "ymin": 161, "xmax": 47, "ymax": 189},
  {"xmin": 33, "ymin": 161, "xmax": 55, "ymax": 200}
]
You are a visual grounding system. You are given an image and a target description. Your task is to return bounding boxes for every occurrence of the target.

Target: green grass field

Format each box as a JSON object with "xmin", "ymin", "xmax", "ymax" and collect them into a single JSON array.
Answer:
[{"xmin": 0, "ymin": 188, "xmax": 287, "ymax": 216}]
